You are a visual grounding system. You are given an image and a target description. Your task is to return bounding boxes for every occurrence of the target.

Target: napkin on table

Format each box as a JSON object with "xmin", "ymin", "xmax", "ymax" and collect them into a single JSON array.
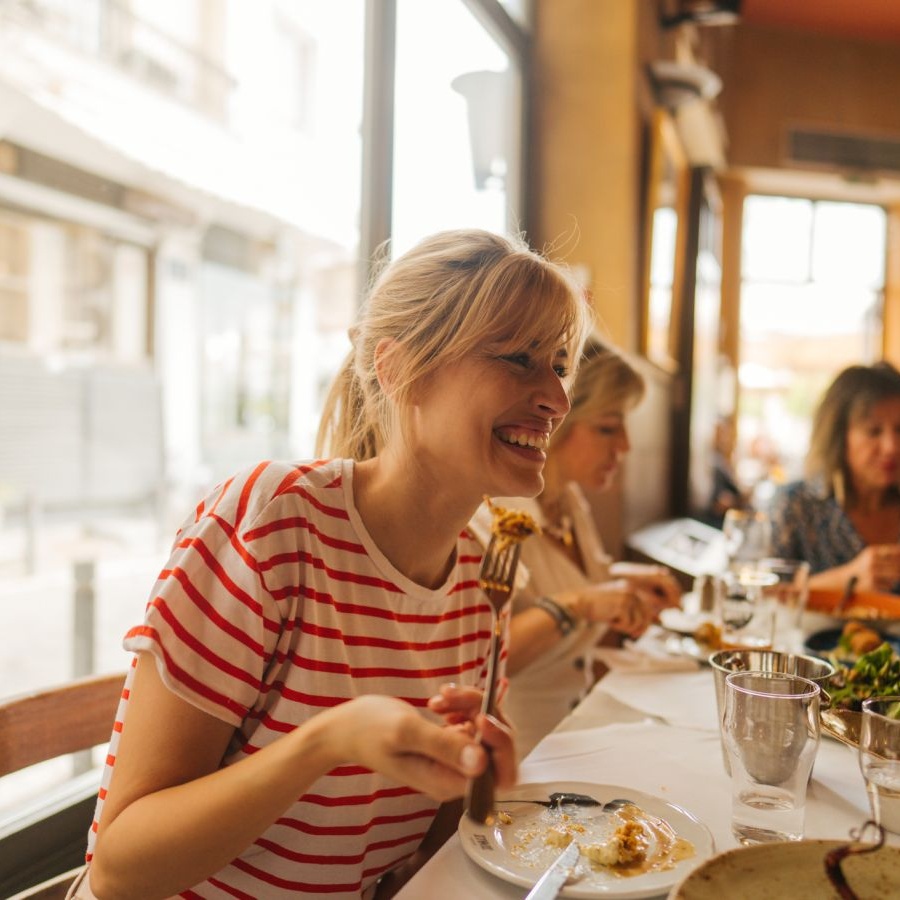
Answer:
[{"xmin": 590, "ymin": 643, "xmax": 700, "ymax": 674}]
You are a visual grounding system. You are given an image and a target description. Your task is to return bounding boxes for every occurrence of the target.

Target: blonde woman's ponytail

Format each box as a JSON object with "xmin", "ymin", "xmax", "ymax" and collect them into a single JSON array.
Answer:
[{"xmin": 315, "ymin": 350, "xmax": 380, "ymax": 460}]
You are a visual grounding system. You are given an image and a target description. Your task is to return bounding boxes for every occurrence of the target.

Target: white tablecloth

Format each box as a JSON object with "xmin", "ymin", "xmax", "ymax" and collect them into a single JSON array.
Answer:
[{"xmin": 395, "ymin": 664, "xmax": 887, "ymax": 900}]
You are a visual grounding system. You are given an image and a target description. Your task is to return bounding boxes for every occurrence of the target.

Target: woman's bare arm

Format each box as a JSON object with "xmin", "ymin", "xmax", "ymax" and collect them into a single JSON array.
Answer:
[{"xmin": 90, "ymin": 654, "xmax": 510, "ymax": 900}]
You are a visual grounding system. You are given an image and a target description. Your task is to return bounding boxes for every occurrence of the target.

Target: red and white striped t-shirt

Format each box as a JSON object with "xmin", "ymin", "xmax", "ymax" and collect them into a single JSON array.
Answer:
[{"xmin": 86, "ymin": 458, "xmax": 499, "ymax": 898}]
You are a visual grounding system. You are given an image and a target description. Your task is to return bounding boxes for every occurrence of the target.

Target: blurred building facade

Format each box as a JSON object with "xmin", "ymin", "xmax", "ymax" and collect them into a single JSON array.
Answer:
[{"xmin": 0, "ymin": 0, "xmax": 364, "ymax": 537}]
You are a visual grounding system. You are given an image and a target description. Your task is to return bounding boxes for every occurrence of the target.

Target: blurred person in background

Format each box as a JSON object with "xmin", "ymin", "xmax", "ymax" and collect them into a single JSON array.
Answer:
[
  {"xmin": 770, "ymin": 361, "xmax": 900, "ymax": 593},
  {"xmin": 472, "ymin": 336, "xmax": 680, "ymax": 758},
  {"xmin": 703, "ymin": 415, "xmax": 748, "ymax": 527}
]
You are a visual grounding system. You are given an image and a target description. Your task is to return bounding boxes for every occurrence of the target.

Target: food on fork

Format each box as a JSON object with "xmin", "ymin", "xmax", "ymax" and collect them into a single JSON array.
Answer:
[{"xmin": 485, "ymin": 497, "xmax": 541, "ymax": 550}]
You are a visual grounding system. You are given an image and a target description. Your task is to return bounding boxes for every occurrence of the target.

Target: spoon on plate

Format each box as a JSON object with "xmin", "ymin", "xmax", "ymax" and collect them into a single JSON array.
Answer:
[{"xmin": 498, "ymin": 792, "xmax": 633, "ymax": 811}]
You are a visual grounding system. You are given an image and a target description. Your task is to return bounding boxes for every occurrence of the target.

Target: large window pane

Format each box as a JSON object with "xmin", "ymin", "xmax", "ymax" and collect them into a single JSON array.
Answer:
[
  {"xmin": 392, "ymin": 0, "xmax": 521, "ymax": 254},
  {"xmin": 742, "ymin": 195, "xmax": 812, "ymax": 283},
  {"xmin": 0, "ymin": 2, "xmax": 364, "ymax": 817},
  {"xmin": 736, "ymin": 196, "xmax": 886, "ymax": 500},
  {"xmin": 812, "ymin": 201, "xmax": 887, "ymax": 288},
  {"xmin": 0, "ymin": 1, "xmax": 531, "ymax": 819}
]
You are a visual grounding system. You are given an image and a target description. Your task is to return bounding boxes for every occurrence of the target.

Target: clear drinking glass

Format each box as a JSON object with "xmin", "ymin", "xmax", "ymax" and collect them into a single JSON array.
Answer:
[
  {"xmin": 758, "ymin": 558, "xmax": 811, "ymax": 652},
  {"xmin": 722, "ymin": 509, "xmax": 772, "ymax": 572},
  {"xmin": 723, "ymin": 671, "xmax": 820, "ymax": 844},
  {"xmin": 859, "ymin": 696, "xmax": 900, "ymax": 834},
  {"xmin": 717, "ymin": 568, "xmax": 779, "ymax": 649},
  {"xmin": 710, "ymin": 650, "xmax": 834, "ymax": 774}
]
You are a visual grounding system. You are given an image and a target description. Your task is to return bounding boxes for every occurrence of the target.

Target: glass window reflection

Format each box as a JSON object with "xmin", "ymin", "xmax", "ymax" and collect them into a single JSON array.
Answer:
[{"xmin": 392, "ymin": 0, "xmax": 521, "ymax": 255}]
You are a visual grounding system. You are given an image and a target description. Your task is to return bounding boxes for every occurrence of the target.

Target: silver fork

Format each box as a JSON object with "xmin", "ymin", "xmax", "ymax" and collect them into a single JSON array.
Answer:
[{"xmin": 465, "ymin": 533, "xmax": 522, "ymax": 823}]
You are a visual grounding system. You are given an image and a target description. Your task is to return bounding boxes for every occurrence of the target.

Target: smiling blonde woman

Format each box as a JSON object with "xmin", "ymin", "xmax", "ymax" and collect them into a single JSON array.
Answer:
[
  {"xmin": 74, "ymin": 229, "xmax": 591, "ymax": 900},
  {"xmin": 471, "ymin": 336, "xmax": 680, "ymax": 758}
]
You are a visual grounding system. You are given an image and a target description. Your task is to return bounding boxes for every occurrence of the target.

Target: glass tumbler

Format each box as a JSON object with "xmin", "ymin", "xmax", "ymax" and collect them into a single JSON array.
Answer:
[
  {"xmin": 723, "ymin": 671, "xmax": 820, "ymax": 844},
  {"xmin": 717, "ymin": 568, "xmax": 779, "ymax": 650},
  {"xmin": 859, "ymin": 696, "xmax": 900, "ymax": 834},
  {"xmin": 722, "ymin": 509, "xmax": 772, "ymax": 572},
  {"xmin": 758, "ymin": 558, "xmax": 811, "ymax": 652}
]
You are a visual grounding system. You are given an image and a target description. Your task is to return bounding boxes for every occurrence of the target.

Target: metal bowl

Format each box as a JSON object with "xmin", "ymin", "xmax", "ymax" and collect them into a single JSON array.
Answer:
[{"xmin": 709, "ymin": 649, "xmax": 836, "ymax": 773}]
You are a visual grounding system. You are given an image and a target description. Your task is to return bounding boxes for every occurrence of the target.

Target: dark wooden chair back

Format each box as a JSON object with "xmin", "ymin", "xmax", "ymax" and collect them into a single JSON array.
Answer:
[{"xmin": 0, "ymin": 672, "xmax": 126, "ymax": 898}]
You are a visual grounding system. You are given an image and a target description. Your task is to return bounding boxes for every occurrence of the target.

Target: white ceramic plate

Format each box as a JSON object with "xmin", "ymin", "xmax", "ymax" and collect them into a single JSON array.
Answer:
[
  {"xmin": 660, "ymin": 632, "xmax": 714, "ymax": 666},
  {"xmin": 458, "ymin": 781, "xmax": 715, "ymax": 899},
  {"xmin": 659, "ymin": 607, "xmax": 714, "ymax": 637},
  {"xmin": 666, "ymin": 838, "xmax": 900, "ymax": 899}
]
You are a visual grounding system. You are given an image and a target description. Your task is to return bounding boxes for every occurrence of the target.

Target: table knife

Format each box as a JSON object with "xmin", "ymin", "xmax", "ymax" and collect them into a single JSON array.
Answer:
[
  {"xmin": 524, "ymin": 841, "xmax": 579, "ymax": 900},
  {"xmin": 834, "ymin": 574, "xmax": 858, "ymax": 615}
]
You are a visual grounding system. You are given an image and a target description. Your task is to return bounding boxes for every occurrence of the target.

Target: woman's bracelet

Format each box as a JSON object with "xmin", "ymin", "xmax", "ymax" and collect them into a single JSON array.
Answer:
[{"xmin": 535, "ymin": 596, "xmax": 578, "ymax": 636}]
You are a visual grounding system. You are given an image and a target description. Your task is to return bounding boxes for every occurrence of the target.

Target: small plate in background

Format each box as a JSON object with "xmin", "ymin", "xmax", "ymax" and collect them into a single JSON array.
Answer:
[
  {"xmin": 807, "ymin": 588, "xmax": 900, "ymax": 623},
  {"xmin": 659, "ymin": 607, "xmax": 714, "ymax": 637},
  {"xmin": 803, "ymin": 627, "xmax": 900, "ymax": 663}
]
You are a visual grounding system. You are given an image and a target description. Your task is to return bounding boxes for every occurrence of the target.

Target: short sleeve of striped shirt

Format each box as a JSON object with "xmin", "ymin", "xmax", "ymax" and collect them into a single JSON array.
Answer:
[{"xmin": 125, "ymin": 462, "xmax": 284, "ymax": 727}]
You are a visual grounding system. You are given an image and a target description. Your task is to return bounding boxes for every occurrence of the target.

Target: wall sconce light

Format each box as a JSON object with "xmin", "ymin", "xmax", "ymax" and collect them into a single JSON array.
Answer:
[
  {"xmin": 660, "ymin": 0, "xmax": 741, "ymax": 30},
  {"xmin": 451, "ymin": 69, "xmax": 513, "ymax": 191},
  {"xmin": 648, "ymin": 60, "xmax": 722, "ymax": 110}
]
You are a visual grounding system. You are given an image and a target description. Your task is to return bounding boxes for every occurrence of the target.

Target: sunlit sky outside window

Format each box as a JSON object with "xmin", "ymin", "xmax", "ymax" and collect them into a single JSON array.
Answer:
[
  {"xmin": 392, "ymin": 0, "xmax": 518, "ymax": 255},
  {"xmin": 647, "ymin": 206, "xmax": 677, "ymax": 364},
  {"xmin": 737, "ymin": 196, "xmax": 887, "ymax": 496}
]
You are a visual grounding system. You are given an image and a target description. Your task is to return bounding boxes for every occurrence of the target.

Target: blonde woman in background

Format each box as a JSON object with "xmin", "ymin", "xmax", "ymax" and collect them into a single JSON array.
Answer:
[
  {"xmin": 472, "ymin": 336, "xmax": 680, "ymax": 758},
  {"xmin": 75, "ymin": 230, "xmax": 590, "ymax": 900},
  {"xmin": 770, "ymin": 361, "xmax": 900, "ymax": 593}
]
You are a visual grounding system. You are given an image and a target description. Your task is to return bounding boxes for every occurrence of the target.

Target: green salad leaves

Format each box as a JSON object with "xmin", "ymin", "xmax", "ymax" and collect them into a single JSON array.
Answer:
[{"xmin": 827, "ymin": 642, "xmax": 900, "ymax": 711}]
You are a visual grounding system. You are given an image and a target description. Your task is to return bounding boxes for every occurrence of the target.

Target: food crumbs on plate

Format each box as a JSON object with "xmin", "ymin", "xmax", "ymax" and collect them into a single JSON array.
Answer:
[
  {"xmin": 505, "ymin": 802, "xmax": 696, "ymax": 883},
  {"xmin": 545, "ymin": 827, "xmax": 573, "ymax": 848},
  {"xmin": 583, "ymin": 821, "xmax": 648, "ymax": 867},
  {"xmin": 497, "ymin": 811, "xmax": 513, "ymax": 825}
]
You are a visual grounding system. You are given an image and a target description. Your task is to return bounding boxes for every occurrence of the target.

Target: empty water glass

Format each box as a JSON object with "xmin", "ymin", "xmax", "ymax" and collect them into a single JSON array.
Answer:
[
  {"xmin": 710, "ymin": 649, "xmax": 834, "ymax": 774},
  {"xmin": 859, "ymin": 696, "xmax": 900, "ymax": 834},
  {"xmin": 717, "ymin": 568, "xmax": 779, "ymax": 650},
  {"xmin": 758, "ymin": 558, "xmax": 811, "ymax": 652},
  {"xmin": 722, "ymin": 509, "xmax": 772, "ymax": 572},
  {"xmin": 723, "ymin": 671, "xmax": 820, "ymax": 844}
]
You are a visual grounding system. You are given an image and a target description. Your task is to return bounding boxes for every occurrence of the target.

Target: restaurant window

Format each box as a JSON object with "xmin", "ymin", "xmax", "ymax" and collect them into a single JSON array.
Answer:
[
  {"xmin": 736, "ymin": 195, "xmax": 886, "ymax": 504},
  {"xmin": 0, "ymin": 0, "xmax": 529, "ymax": 818},
  {"xmin": 0, "ymin": 0, "xmax": 365, "ymax": 815},
  {"xmin": 391, "ymin": 0, "xmax": 523, "ymax": 254}
]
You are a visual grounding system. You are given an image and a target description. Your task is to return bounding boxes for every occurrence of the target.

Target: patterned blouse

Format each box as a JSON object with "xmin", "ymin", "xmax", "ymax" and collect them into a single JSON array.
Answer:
[{"xmin": 769, "ymin": 479, "xmax": 864, "ymax": 574}]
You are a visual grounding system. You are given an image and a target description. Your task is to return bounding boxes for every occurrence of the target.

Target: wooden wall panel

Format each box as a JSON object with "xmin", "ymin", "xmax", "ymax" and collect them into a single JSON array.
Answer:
[
  {"xmin": 531, "ymin": 0, "xmax": 677, "ymax": 547},
  {"xmin": 531, "ymin": 0, "xmax": 642, "ymax": 349},
  {"xmin": 709, "ymin": 25, "xmax": 900, "ymax": 173}
]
